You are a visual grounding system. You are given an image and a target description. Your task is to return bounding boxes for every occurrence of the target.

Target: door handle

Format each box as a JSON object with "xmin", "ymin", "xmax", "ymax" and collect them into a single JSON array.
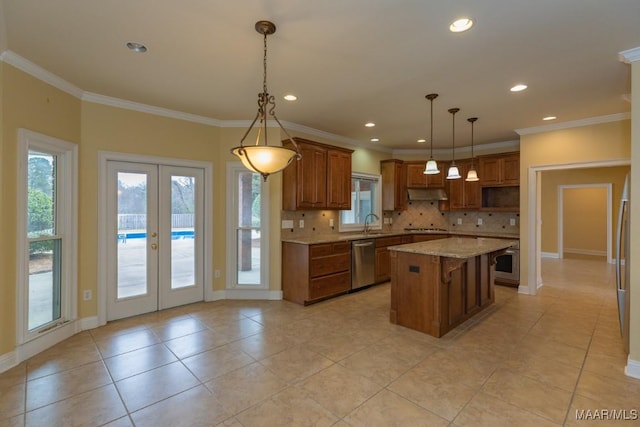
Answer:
[
  {"xmin": 151, "ymin": 243, "xmax": 158, "ymax": 250},
  {"xmin": 151, "ymin": 232, "xmax": 157, "ymax": 238}
]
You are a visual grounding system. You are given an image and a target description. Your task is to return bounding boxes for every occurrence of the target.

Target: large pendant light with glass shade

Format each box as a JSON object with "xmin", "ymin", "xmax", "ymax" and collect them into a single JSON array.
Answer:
[
  {"xmin": 231, "ymin": 20, "xmax": 301, "ymax": 181},
  {"xmin": 446, "ymin": 108, "xmax": 461, "ymax": 180},
  {"xmin": 423, "ymin": 93, "xmax": 440, "ymax": 175},
  {"xmin": 465, "ymin": 117, "xmax": 479, "ymax": 181}
]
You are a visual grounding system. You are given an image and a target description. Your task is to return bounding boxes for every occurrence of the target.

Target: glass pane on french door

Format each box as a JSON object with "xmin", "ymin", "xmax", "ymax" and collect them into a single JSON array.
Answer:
[
  {"xmin": 117, "ymin": 172, "xmax": 151, "ymax": 298},
  {"xmin": 237, "ymin": 171, "xmax": 261, "ymax": 285},
  {"xmin": 170, "ymin": 175, "xmax": 196, "ymax": 289}
]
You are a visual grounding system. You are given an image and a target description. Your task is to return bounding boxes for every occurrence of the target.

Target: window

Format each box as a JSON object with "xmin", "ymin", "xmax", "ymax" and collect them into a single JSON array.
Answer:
[
  {"xmin": 227, "ymin": 163, "xmax": 269, "ymax": 289},
  {"xmin": 17, "ymin": 130, "xmax": 77, "ymax": 343},
  {"xmin": 339, "ymin": 172, "xmax": 382, "ymax": 232}
]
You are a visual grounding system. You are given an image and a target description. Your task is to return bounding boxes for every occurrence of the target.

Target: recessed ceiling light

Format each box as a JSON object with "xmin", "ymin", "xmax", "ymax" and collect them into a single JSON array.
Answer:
[
  {"xmin": 543, "ymin": 116, "xmax": 557, "ymax": 121},
  {"xmin": 417, "ymin": 139, "xmax": 426, "ymax": 143},
  {"xmin": 370, "ymin": 138, "xmax": 380, "ymax": 142},
  {"xmin": 126, "ymin": 41, "xmax": 148, "ymax": 53},
  {"xmin": 510, "ymin": 84, "xmax": 528, "ymax": 92},
  {"xmin": 449, "ymin": 18, "xmax": 474, "ymax": 33},
  {"xmin": 283, "ymin": 94, "xmax": 297, "ymax": 101},
  {"xmin": 365, "ymin": 122, "xmax": 376, "ymax": 128}
]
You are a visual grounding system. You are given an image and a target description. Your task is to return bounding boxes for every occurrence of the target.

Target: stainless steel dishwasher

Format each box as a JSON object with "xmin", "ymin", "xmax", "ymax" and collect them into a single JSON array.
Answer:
[{"xmin": 351, "ymin": 239, "xmax": 376, "ymax": 290}]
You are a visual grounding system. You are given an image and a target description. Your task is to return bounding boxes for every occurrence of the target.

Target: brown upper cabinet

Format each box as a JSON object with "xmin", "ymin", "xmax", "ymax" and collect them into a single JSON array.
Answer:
[
  {"xmin": 380, "ymin": 159, "xmax": 406, "ymax": 211},
  {"xmin": 478, "ymin": 152, "xmax": 520, "ymax": 186},
  {"xmin": 282, "ymin": 138, "xmax": 353, "ymax": 211},
  {"xmin": 405, "ymin": 161, "xmax": 445, "ymax": 188},
  {"xmin": 446, "ymin": 159, "xmax": 481, "ymax": 210}
]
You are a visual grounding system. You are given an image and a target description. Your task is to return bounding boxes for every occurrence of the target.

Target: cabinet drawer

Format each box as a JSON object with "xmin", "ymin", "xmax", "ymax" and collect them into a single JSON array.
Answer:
[
  {"xmin": 310, "ymin": 242, "xmax": 350, "ymax": 258},
  {"xmin": 310, "ymin": 253, "xmax": 351, "ymax": 277},
  {"xmin": 309, "ymin": 271, "xmax": 351, "ymax": 300}
]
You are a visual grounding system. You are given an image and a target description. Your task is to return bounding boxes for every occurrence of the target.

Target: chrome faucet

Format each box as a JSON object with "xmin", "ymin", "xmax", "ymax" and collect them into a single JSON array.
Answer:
[{"xmin": 363, "ymin": 213, "xmax": 380, "ymax": 234}]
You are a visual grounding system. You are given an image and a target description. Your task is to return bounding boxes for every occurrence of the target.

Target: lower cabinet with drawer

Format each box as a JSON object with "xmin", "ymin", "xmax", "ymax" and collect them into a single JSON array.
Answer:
[
  {"xmin": 282, "ymin": 241, "xmax": 351, "ymax": 305},
  {"xmin": 374, "ymin": 235, "xmax": 412, "ymax": 283}
]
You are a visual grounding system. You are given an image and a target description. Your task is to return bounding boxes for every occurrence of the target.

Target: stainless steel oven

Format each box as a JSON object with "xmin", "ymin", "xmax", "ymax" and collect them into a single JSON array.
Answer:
[{"xmin": 495, "ymin": 241, "xmax": 519, "ymax": 285}]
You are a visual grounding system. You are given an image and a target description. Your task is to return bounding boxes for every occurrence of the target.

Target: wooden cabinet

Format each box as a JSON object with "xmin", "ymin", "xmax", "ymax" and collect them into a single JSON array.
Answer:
[
  {"xmin": 282, "ymin": 138, "xmax": 353, "ymax": 211},
  {"xmin": 405, "ymin": 161, "xmax": 445, "ymax": 188},
  {"xmin": 479, "ymin": 152, "xmax": 519, "ymax": 186},
  {"xmin": 282, "ymin": 241, "xmax": 351, "ymax": 305},
  {"xmin": 326, "ymin": 149, "xmax": 352, "ymax": 209},
  {"xmin": 374, "ymin": 235, "xmax": 412, "ymax": 283},
  {"xmin": 447, "ymin": 160, "xmax": 481, "ymax": 210},
  {"xmin": 380, "ymin": 159, "xmax": 406, "ymax": 211}
]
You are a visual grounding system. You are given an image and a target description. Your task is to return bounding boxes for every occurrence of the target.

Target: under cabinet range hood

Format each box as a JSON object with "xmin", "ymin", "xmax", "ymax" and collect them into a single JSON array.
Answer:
[{"xmin": 407, "ymin": 188, "xmax": 448, "ymax": 201}]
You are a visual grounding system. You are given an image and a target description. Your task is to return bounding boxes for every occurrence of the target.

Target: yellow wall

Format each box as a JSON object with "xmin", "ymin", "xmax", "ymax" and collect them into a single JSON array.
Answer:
[
  {"xmin": 540, "ymin": 167, "xmax": 629, "ymax": 255},
  {"xmin": 0, "ymin": 65, "xmax": 394, "ymax": 359},
  {"xmin": 0, "ymin": 64, "xmax": 82, "ymax": 355}
]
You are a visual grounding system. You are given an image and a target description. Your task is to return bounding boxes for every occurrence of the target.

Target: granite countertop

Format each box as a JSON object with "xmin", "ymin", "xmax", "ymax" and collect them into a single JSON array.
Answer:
[
  {"xmin": 281, "ymin": 230, "xmax": 518, "ymax": 245},
  {"xmin": 387, "ymin": 237, "xmax": 517, "ymax": 258}
]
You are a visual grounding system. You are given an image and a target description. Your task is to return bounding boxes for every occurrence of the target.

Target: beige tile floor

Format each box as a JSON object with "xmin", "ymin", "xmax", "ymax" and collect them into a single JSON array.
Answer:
[{"xmin": 2, "ymin": 256, "xmax": 640, "ymax": 426}]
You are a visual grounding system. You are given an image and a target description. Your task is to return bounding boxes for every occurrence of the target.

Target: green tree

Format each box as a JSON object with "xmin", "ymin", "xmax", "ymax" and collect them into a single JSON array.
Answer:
[{"xmin": 28, "ymin": 155, "xmax": 53, "ymax": 195}]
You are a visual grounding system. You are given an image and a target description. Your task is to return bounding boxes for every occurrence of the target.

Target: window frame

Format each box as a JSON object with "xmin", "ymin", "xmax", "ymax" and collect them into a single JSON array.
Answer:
[
  {"xmin": 16, "ymin": 129, "xmax": 78, "ymax": 345},
  {"xmin": 225, "ymin": 162, "xmax": 270, "ymax": 290},
  {"xmin": 339, "ymin": 171, "xmax": 382, "ymax": 233}
]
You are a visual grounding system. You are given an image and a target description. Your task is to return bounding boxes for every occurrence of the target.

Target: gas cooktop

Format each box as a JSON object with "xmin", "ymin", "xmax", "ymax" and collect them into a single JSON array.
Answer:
[{"xmin": 404, "ymin": 227, "xmax": 448, "ymax": 232}]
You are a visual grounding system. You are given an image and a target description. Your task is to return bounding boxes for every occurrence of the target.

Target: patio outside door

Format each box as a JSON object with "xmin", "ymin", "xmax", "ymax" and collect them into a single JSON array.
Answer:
[{"xmin": 106, "ymin": 161, "xmax": 204, "ymax": 321}]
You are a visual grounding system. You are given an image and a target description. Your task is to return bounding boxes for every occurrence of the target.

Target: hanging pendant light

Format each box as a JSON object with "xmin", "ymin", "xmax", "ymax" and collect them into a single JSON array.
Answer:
[
  {"xmin": 423, "ymin": 93, "xmax": 440, "ymax": 175},
  {"xmin": 446, "ymin": 108, "xmax": 461, "ymax": 180},
  {"xmin": 465, "ymin": 117, "xmax": 479, "ymax": 182},
  {"xmin": 231, "ymin": 20, "xmax": 301, "ymax": 181}
]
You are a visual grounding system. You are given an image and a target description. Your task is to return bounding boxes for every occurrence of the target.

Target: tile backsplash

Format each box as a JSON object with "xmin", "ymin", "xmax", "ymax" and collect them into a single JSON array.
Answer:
[{"xmin": 281, "ymin": 203, "xmax": 519, "ymax": 239}]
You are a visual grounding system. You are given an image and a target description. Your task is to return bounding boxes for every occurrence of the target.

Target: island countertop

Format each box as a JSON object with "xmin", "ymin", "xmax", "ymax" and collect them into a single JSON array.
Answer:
[{"xmin": 387, "ymin": 237, "xmax": 516, "ymax": 259}]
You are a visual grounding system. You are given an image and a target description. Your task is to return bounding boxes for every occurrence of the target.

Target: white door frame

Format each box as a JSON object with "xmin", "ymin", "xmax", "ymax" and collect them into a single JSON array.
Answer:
[
  {"xmin": 557, "ymin": 183, "xmax": 612, "ymax": 262},
  {"xmin": 97, "ymin": 151, "xmax": 213, "ymax": 326},
  {"xmin": 525, "ymin": 158, "xmax": 630, "ymax": 295}
]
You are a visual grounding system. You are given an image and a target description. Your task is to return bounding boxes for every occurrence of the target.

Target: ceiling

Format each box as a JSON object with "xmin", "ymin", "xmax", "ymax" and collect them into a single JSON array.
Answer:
[{"xmin": 1, "ymin": 0, "xmax": 638, "ymax": 151}]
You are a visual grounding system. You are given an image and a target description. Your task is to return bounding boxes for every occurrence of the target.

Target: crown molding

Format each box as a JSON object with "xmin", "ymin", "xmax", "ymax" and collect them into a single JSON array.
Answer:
[
  {"xmin": 515, "ymin": 113, "xmax": 630, "ymax": 136},
  {"xmin": 619, "ymin": 47, "xmax": 640, "ymax": 64},
  {"xmin": 82, "ymin": 92, "xmax": 223, "ymax": 127},
  {"xmin": 0, "ymin": 50, "xmax": 84, "ymax": 98},
  {"xmin": 393, "ymin": 139, "xmax": 519, "ymax": 157}
]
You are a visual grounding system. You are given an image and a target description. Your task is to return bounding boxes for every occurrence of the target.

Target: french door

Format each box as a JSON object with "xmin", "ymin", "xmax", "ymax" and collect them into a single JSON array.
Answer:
[{"xmin": 106, "ymin": 161, "xmax": 204, "ymax": 320}]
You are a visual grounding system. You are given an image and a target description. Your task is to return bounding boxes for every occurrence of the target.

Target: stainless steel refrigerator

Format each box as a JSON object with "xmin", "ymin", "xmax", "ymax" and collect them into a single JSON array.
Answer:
[{"xmin": 616, "ymin": 174, "xmax": 631, "ymax": 353}]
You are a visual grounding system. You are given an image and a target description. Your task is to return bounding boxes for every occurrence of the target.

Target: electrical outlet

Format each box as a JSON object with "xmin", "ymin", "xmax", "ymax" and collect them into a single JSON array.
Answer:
[
  {"xmin": 477, "ymin": 218, "xmax": 483, "ymax": 226},
  {"xmin": 299, "ymin": 219, "xmax": 305, "ymax": 228},
  {"xmin": 329, "ymin": 218, "xmax": 334, "ymax": 227},
  {"xmin": 83, "ymin": 290, "xmax": 92, "ymax": 301},
  {"xmin": 457, "ymin": 218, "xmax": 462, "ymax": 225},
  {"xmin": 510, "ymin": 218, "xmax": 516, "ymax": 226}
]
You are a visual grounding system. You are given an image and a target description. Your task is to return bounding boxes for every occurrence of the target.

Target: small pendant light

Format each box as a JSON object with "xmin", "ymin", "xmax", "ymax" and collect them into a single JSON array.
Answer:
[
  {"xmin": 446, "ymin": 108, "xmax": 461, "ymax": 180},
  {"xmin": 423, "ymin": 93, "xmax": 440, "ymax": 175},
  {"xmin": 466, "ymin": 117, "xmax": 479, "ymax": 182}
]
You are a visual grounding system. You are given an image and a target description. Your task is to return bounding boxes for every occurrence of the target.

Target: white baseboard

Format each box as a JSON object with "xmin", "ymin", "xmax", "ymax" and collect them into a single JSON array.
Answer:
[
  {"xmin": 206, "ymin": 290, "xmax": 227, "ymax": 301},
  {"xmin": 563, "ymin": 248, "xmax": 607, "ymax": 257},
  {"xmin": 625, "ymin": 356, "xmax": 640, "ymax": 379},
  {"xmin": 224, "ymin": 289, "xmax": 283, "ymax": 300},
  {"xmin": 0, "ymin": 351, "xmax": 18, "ymax": 374},
  {"xmin": 541, "ymin": 252, "xmax": 559, "ymax": 259},
  {"xmin": 80, "ymin": 316, "xmax": 99, "ymax": 331}
]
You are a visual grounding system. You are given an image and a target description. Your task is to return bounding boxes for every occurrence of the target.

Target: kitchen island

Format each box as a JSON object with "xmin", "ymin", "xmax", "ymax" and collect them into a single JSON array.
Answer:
[{"xmin": 388, "ymin": 237, "xmax": 516, "ymax": 337}]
